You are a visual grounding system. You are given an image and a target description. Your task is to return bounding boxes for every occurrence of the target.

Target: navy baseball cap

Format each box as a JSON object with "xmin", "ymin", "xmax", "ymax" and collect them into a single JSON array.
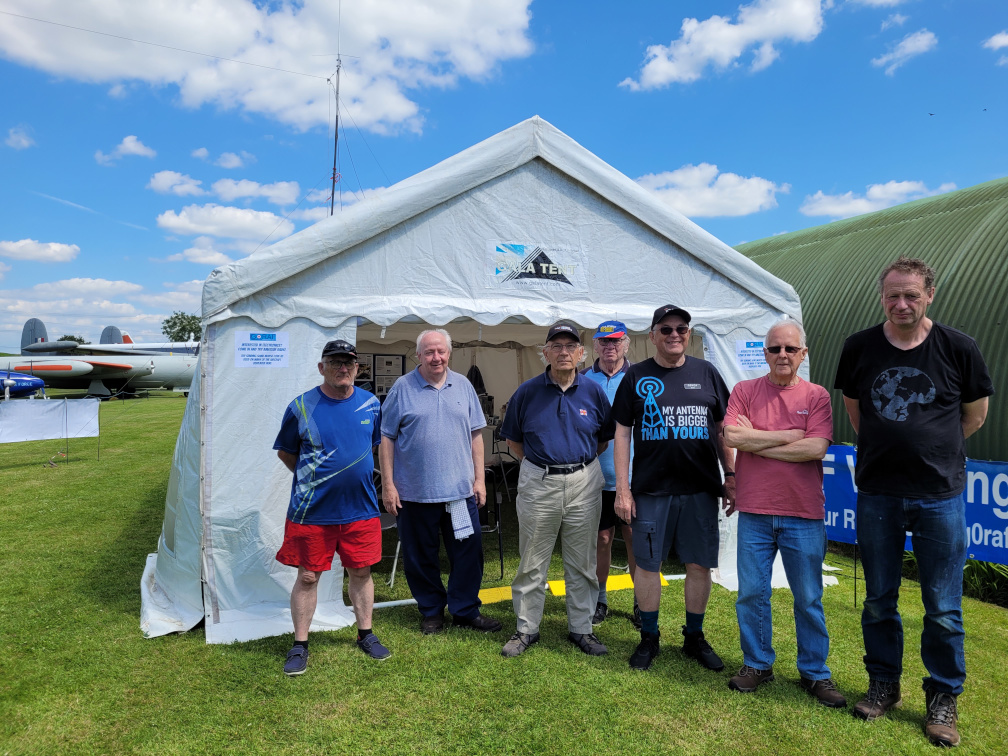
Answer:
[
  {"xmin": 321, "ymin": 339, "xmax": 358, "ymax": 359},
  {"xmin": 650, "ymin": 305, "xmax": 692, "ymax": 329},
  {"xmin": 546, "ymin": 321, "xmax": 582, "ymax": 343},
  {"xmin": 594, "ymin": 320, "xmax": 627, "ymax": 339}
]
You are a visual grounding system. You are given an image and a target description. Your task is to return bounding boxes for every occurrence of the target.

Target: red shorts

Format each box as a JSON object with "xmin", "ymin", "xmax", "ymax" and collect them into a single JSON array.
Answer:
[{"xmin": 275, "ymin": 517, "xmax": 382, "ymax": 572}]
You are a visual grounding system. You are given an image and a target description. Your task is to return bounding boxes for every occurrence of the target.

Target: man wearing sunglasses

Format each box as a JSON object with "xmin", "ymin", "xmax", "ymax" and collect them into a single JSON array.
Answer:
[
  {"xmin": 834, "ymin": 256, "xmax": 992, "ymax": 747},
  {"xmin": 722, "ymin": 320, "xmax": 844, "ymax": 708},
  {"xmin": 499, "ymin": 321, "xmax": 615, "ymax": 658},
  {"xmin": 612, "ymin": 305, "xmax": 735, "ymax": 672},
  {"xmin": 581, "ymin": 320, "xmax": 639, "ymax": 628},
  {"xmin": 273, "ymin": 339, "xmax": 389, "ymax": 675}
]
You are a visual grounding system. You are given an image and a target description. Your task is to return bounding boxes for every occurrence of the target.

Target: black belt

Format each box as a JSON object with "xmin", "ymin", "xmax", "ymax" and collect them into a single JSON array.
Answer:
[{"xmin": 541, "ymin": 462, "xmax": 588, "ymax": 476}]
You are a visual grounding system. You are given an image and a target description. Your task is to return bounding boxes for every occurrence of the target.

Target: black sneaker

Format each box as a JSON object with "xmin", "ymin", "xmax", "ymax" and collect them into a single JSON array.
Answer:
[
  {"xmin": 356, "ymin": 632, "xmax": 391, "ymax": 660},
  {"xmin": 852, "ymin": 679, "xmax": 902, "ymax": 721},
  {"xmin": 631, "ymin": 599, "xmax": 642, "ymax": 630},
  {"xmin": 591, "ymin": 602, "xmax": 608, "ymax": 626},
  {"xmin": 568, "ymin": 632, "xmax": 608, "ymax": 656},
  {"xmin": 682, "ymin": 626, "xmax": 724, "ymax": 671},
  {"xmin": 420, "ymin": 612, "xmax": 445, "ymax": 635},
  {"xmin": 283, "ymin": 646, "xmax": 309, "ymax": 676},
  {"xmin": 452, "ymin": 614, "xmax": 503, "ymax": 633},
  {"xmin": 629, "ymin": 631, "xmax": 660, "ymax": 671}
]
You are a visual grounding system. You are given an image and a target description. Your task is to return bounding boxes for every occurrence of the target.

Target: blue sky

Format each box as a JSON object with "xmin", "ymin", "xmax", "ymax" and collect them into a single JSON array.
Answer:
[{"xmin": 1, "ymin": 0, "xmax": 1005, "ymax": 350}]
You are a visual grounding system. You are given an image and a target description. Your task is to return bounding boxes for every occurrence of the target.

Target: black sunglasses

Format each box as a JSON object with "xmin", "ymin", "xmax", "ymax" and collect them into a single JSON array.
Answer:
[
  {"xmin": 656, "ymin": 325, "xmax": 689, "ymax": 336},
  {"xmin": 764, "ymin": 345, "xmax": 802, "ymax": 354}
]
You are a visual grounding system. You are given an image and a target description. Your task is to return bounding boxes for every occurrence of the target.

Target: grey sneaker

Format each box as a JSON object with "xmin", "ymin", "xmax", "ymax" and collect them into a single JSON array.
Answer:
[
  {"xmin": 852, "ymin": 679, "xmax": 902, "ymax": 721},
  {"xmin": 924, "ymin": 689, "xmax": 960, "ymax": 747},
  {"xmin": 591, "ymin": 602, "xmax": 608, "ymax": 626},
  {"xmin": 501, "ymin": 631, "xmax": 539, "ymax": 658},
  {"xmin": 568, "ymin": 632, "xmax": 608, "ymax": 656},
  {"xmin": 356, "ymin": 632, "xmax": 391, "ymax": 660},
  {"xmin": 728, "ymin": 664, "xmax": 774, "ymax": 692},
  {"xmin": 283, "ymin": 646, "xmax": 309, "ymax": 676}
]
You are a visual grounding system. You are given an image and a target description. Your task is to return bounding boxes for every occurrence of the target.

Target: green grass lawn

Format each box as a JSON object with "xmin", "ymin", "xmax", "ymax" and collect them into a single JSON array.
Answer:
[{"xmin": 1, "ymin": 394, "xmax": 1006, "ymax": 755}]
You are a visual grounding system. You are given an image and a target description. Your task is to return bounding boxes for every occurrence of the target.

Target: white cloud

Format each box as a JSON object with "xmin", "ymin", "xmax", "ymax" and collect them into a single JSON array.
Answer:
[
  {"xmin": 620, "ymin": 0, "xmax": 824, "ymax": 90},
  {"xmin": 800, "ymin": 180, "xmax": 957, "ymax": 218},
  {"xmin": 165, "ymin": 236, "xmax": 233, "ymax": 266},
  {"xmin": 872, "ymin": 29, "xmax": 937, "ymax": 75},
  {"xmin": 0, "ymin": 1, "xmax": 537, "ymax": 133},
  {"xmin": 148, "ymin": 170, "xmax": 206, "ymax": 197},
  {"xmin": 637, "ymin": 164, "xmax": 789, "ymax": 217},
  {"xmin": 880, "ymin": 14, "xmax": 908, "ymax": 32},
  {"xmin": 289, "ymin": 206, "xmax": 332, "ymax": 223},
  {"xmin": 5, "ymin": 125, "xmax": 34, "ymax": 149},
  {"xmin": 192, "ymin": 147, "xmax": 209, "ymax": 160},
  {"xmin": 0, "ymin": 262, "xmax": 10, "ymax": 280},
  {"xmin": 0, "ymin": 239, "xmax": 80, "ymax": 262},
  {"xmin": 848, "ymin": 0, "xmax": 907, "ymax": 7},
  {"xmin": 983, "ymin": 31, "xmax": 1008, "ymax": 64},
  {"xmin": 212, "ymin": 178, "xmax": 299, "ymax": 205},
  {"xmin": 33, "ymin": 277, "xmax": 144, "ymax": 298},
  {"xmin": 216, "ymin": 152, "xmax": 245, "ymax": 169},
  {"xmin": 156, "ymin": 203, "xmax": 294, "ymax": 240},
  {"xmin": 95, "ymin": 135, "xmax": 156, "ymax": 164}
]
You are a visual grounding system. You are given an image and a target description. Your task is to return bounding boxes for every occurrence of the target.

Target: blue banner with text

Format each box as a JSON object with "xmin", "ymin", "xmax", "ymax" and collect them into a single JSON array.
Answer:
[{"xmin": 823, "ymin": 445, "xmax": 1008, "ymax": 565}]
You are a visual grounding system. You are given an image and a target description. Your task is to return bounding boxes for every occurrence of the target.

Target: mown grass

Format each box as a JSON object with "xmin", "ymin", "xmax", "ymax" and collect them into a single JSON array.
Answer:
[{"xmin": 1, "ymin": 394, "xmax": 1006, "ymax": 755}]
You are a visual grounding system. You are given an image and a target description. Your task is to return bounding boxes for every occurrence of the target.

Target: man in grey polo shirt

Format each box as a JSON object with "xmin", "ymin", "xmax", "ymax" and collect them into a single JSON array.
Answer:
[{"xmin": 379, "ymin": 328, "xmax": 502, "ymax": 635}]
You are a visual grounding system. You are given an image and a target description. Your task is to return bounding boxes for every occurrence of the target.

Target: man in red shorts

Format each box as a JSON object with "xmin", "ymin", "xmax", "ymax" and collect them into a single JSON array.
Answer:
[{"xmin": 274, "ymin": 339, "xmax": 389, "ymax": 675}]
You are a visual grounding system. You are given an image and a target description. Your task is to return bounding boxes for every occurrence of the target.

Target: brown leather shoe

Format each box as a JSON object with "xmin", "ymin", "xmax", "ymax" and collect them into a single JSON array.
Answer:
[
  {"xmin": 728, "ymin": 664, "xmax": 774, "ymax": 692},
  {"xmin": 924, "ymin": 689, "xmax": 960, "ymax": 747},
  {"xmin": 420, "ymin": 612, "xmax": 445, "ymax": 635},
  {"xmin": 852, "ymin": 679, "xmax": 902, "ymax": 721},
  {"xmin": 800, "ymin": 677, "xmax": 847, "ymax": 708}
]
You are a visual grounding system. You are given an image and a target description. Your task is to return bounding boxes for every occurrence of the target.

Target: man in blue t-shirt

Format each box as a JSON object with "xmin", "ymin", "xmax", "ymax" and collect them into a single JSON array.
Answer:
[
  {"xmin": 273, "ymin": 339, "xmax": 389, "ymax": 675},
  {"xmin": 581, "ymin": 320, "xmax": 638, "ymax": 628}
]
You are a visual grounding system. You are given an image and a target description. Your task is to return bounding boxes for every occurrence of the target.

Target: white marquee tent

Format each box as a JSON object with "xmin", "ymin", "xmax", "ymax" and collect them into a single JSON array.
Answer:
[{"xmin": 140, "ymin": 116, "xmax": 805, "ymax": 643}]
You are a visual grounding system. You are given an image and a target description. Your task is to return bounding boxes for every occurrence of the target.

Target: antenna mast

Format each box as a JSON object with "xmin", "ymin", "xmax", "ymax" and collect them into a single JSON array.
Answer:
[{"xmin": 329, "ymin": 56, "xmax": 341, "ymax": 216}]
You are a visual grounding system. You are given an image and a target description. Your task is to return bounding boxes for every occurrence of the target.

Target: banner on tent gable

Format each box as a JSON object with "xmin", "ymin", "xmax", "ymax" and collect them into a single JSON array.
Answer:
[
  {"xmin": 823, "ymin": 445, "xmax": 1008, "ymax": 565},
  {"xmin": 485, "ymin": 242, "xmax": 588, "ymax": 291},
  {"xmin": 235, "ymin": 331, "xmax": 289, "ymax": 368}
]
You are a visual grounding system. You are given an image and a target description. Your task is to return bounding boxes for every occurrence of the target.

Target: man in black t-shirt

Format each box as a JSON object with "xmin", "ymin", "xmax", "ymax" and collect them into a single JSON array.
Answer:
[
  {"xmin": 612, "ymin": 305, "xmax": 736, "ymax": 672},
  {"xmin": 834, "ymin": 256, "xmax": 993, "ymax": 748}
]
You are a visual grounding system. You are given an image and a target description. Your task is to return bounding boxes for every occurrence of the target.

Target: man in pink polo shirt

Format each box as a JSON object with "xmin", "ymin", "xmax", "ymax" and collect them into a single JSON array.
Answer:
[{"xmin": 722, "ymin": 320, "xmax": 846, "ymax": 709}]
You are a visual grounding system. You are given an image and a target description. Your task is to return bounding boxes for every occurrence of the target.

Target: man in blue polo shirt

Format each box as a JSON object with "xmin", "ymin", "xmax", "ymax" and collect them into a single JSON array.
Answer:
[
  {"xmin": 379, "ymin": 328, "xmax": 502, "ymax": 636},
  {"xmin": 274, "ymin": 339, "xmax": 389, "ymax": 676},
  {"xmin": 582, "ymin": 320, "xmax": 639, "ymax": 628},
  {"xmin": 499, "ymin": 321, "xmax": 616, "ymax": 658}
]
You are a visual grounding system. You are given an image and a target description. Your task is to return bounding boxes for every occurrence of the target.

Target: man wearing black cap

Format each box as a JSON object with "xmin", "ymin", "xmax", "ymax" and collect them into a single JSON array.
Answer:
[
  {"xmin": 273, "ymin": 339, "xmax": 390, "ymax": 676},
  {"xmin": 612, "ymin": 306, "xmax": 735, "ymax": 672},
  {"xmin": 498, "ymin": 321, "xmax": 615, "ymax": 657}
]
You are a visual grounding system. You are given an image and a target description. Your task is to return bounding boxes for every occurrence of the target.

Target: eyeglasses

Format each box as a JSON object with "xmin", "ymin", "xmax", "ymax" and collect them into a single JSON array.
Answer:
[
  {"xmin": 597, "ymin": 339, "xmax": 623, "ymax": 348},
  {"xmin": 764, "ymin": 345, "xmax": 803, "ymax": 354},
  {"xmin": 325, "ymin": 359, "xmax": 357, "ymax": 370},
  {"xmin": 656, "ymin": 325, "xmax": 689, "ymax": 336},
  {"xmin": 547, "ymin": 342, "xmax": 581, "ymax": 353}
]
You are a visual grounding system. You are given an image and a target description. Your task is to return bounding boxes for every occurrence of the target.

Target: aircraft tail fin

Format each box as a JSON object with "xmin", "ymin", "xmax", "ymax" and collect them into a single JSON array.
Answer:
[
  {"xmin": 122, "ymin": 333, "xmax": 134, "ymax": 344},
  {"xmin": 21, "ymin": 318, "xmax": 48, "ymax": 354},
  {"xmin": 100, "ymin": 325, "xmax": 124, "ymax": 344}
]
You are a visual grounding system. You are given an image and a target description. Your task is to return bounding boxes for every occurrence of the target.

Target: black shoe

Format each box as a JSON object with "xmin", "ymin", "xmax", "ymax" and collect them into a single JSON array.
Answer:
[
  {"xmin": 452, "ymin": 614, "xmax": 502, "ymax": 633},
  {"xmin": 631, "ymin": 599, "xmax": 642, "ymax": 630},
  {"xmin": 568, "ymin": 632, "xmax": 608, "ymax": 656},
  {"xmin": 852, "ymin": 679, "xmax": 902, "ymax": 721},
  {"xmin": 591, "ymin": 602, "xmax": 608, "ymax": 626},
  {"xmin": 629, "ymin": 631, "xmax": 661, "ymax": 671},
  {"xmin": 420, "ymin": 612, "xmax": 445, "ymax": 635},
  {"xmin": 283, "ymin": 646, "xmax": 309, "ymax": 676},
  {"xmin": 356, "ymin": 632, "xmax": 391, "ymax": 660},
  {"xmin": 682, "ymin": 626, "xmax": 724, "ymax": 671},
  {"xmin": 501, "ymin": 631, "xmax": 539, "ymax": 658}
]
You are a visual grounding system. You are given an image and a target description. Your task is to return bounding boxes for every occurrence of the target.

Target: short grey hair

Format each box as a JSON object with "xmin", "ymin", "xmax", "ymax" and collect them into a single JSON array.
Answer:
[
  {"xmin": 765, "ymin": 319, "xmax": 806, "ymax": 348},
  {"xmin": 416, "ymin": 328, "xmax": 453, "ymax": 356}
]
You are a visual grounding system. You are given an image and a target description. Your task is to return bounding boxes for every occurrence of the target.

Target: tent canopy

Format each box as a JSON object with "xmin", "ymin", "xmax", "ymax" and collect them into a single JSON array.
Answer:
[{"xmin": 142, "ymin": 116, "xmax": 803, "ymax": 644}]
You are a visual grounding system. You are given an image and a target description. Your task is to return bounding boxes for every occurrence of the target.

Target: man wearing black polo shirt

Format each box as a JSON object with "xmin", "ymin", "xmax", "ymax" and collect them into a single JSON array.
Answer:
[
  {"xmin": 613, "ymin": 305, "xmax": 735, "ymax": 672},
  {"xmin": 499, "ymin": 321, "xmax": 616, "ymax": 658}
]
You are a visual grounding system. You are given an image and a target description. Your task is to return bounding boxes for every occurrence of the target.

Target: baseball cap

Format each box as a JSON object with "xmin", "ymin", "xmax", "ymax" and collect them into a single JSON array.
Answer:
[
  {"xmin": 593, "ymin": 320, "xmax": 627, "ymax": 339},
  {"xmin": 650, "ymin": 305, "xmax": 692, "ymax": 329},
  {"xmin": 545, "ymin": 321, "xmax": 582, "ymax": 343},
  {"xmin": 321, "ymin": 339, "xmax": 358, "ymax": 359}
]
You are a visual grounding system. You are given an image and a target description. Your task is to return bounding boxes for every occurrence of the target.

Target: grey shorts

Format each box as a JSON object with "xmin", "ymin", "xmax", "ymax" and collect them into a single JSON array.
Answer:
[{"xmin": 630, "ymin": 491, "xmax": 719, "ymax": 572}]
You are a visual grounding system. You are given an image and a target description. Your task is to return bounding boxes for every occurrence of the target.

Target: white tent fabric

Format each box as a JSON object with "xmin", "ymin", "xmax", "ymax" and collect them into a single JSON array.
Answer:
[
  {"xmin": 142, "ymin": 116, "xmax": 805, "ymax": 643},
  {"xmin": 0, "ymin": 398, "xmax": 99, "ymax": 443}
]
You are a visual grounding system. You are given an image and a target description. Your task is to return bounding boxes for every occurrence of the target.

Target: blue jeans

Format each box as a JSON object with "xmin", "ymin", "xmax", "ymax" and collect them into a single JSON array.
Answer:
[
  {"xmin": 856, "ymin": 493, "xmax": 967, "ymax": 695},
  {"xmin": 736, "ymin": 513, "xmax": 831, "ymax": 679}
]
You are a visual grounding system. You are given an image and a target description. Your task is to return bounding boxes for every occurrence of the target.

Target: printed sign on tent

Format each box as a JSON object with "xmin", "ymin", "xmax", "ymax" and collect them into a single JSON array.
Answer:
[
  {"xmin": 486, "ymin": 242, "xmax": 588, "ymax": 291},
  {"xmin": 235, "ymin": 331, "xmax": 289, "ymax": 368},
  {"xmin": 735, "ymin": 340, "xmax": 766, "ymax": 371}
]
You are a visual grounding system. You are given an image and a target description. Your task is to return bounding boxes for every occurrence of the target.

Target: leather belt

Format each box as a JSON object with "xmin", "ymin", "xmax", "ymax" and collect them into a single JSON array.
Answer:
[{"xmin": 542, "ymin": 462, "xmax": 587, "ymax": 476}]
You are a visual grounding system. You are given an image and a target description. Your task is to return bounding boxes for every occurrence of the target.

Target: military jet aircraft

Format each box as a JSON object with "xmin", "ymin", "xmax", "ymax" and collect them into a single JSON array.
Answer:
[{"xmin": 1, "ymin": 368, "xmax": 46, "ymax": 400}]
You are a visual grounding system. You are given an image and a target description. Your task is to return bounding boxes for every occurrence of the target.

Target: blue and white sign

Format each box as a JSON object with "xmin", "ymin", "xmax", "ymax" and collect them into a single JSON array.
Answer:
[
  {"xmin": 824, "ymin": 445, "xmax": 1008, "ymax": 565},
  {"xmin": 235, "ymin": 331, "xmax": 289, "ymax": 368},
  {"xmin": 735, "ymin": 340, "xmax": 766, "ymax": 371}
]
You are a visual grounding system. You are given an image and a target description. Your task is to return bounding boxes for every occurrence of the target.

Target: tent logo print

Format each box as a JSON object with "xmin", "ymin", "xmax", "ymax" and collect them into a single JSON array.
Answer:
[{"xmin": 495, "ymin": 244, "xmax": 574, "ymax": 285}]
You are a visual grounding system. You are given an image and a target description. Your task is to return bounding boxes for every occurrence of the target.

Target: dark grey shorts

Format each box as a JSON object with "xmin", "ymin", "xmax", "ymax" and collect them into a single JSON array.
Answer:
[{"xmin": 630, "ymin": 491, "xmax": 719, "ymax": 571}]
